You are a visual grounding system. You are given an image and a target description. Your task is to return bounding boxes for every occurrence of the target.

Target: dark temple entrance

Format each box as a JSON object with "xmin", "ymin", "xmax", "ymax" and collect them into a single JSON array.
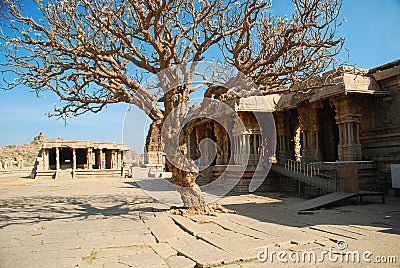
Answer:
[
  {"xmin": 60, "ymin": 148, "xmax": 73, "ymax": 169},
  {"xmin": 318, "ymin": 100, "xmax": 339, "ymax": 162}
]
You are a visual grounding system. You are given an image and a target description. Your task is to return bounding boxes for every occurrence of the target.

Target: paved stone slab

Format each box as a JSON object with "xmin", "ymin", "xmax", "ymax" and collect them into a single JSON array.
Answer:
[
  {"xmin": 197, "ymin": 229, "xmax": 267, "ymax": 260},
  {"xmin": 165, "ymin": 255, "xmax": 196, "ymax": 268},
  {"xmin": 303, "ymin": 226, "xmax": 358, "ymax": 242},
  {"xmin": 142, "ymin": 213, "xmax": 188, "ymax": 243},
  {"xmin": 1, "ymin": 177, "xmax": 399, "ymax": 267},
  {"xmin": 145, "ymin": 213, "xmax": 237, "ymax": 266},
  {"xmin": 150, "ymin": 242, "xmax": 177, "ymax": 258},
  {"xmin": 169, "ymin": 214, "xmax": 224, "ymax": 235},
  {"xmin": 117, "ymin": 246, "xmax": 168, "ymax": 267},
  {"xmin": 218, "ymin": 213, "xmax": 315, "ymax": 242},
  {"xmin": 308, "ymin": 224, "xmax": 365, "ymax": 240},
  {"xmin": 197, "ymin": 216, "xmax": 277, "ymax": 239},
  {"xmin": 166, "ymin": 234, "xmax": 237, "ymax": 267},
  {"xmin": 191, "ymin": 213, "xmax": 313, "ymax": 246},
  {"xmin": 79, "ymin": 232, "xmax": 157, "ymax": 248}
]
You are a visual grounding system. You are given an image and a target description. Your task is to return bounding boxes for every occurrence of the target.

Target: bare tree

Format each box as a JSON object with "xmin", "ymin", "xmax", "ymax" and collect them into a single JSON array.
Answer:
[{"xmin": 0, "ymin": 0, "xmax": 343, "ymax": 207}]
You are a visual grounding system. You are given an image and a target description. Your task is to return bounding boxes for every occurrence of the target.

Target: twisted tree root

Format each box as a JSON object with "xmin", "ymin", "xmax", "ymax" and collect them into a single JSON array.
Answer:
[{"xmin": 168, "ymin": 203, "xmax": 236, "ymax": 217}]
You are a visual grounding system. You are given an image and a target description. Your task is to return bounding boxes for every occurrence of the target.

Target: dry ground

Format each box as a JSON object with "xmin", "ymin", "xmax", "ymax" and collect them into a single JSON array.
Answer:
[{"xmin": 0, "ymin": 174, "xmax": 399, "ymax": 267}]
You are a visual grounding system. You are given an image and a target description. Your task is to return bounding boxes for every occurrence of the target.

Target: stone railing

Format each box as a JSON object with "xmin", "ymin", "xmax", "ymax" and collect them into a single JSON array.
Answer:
[{"xmin": 273, "ymin": 159, "xmax": 338, "ymax": 192}]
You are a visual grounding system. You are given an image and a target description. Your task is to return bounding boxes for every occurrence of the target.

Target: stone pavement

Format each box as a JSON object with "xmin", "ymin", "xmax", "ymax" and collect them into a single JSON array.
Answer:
[{"xmin": 0, "ymin": 176, "xmax": 399, "ymax": 267}]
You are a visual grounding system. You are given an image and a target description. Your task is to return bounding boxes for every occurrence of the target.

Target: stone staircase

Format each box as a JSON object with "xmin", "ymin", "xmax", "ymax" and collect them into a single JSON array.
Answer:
[
  {"xmin": 272, "ymin": 159, "xmax": 385, "ymax": 195},
  {"xmin": 210, "ymin": 166, "xmax": 269, "ymax": 193},
  {"xmin": 74, "ymin": 169, "xmax": 121, "ymax": 179},
  {"xmin": 56, "ymin": 170, "xmax": 73, "ymax": 179},
  {"xmin": 34, "ymin": 169, "xmax": 122, "ymax": 179},
  {"xmin": 272, "ymin": 160, "xmax": 338, "ymax": 192},
  {"xmin": 34, "ymin": 170, "xmax": 56, "ymax": 179}
]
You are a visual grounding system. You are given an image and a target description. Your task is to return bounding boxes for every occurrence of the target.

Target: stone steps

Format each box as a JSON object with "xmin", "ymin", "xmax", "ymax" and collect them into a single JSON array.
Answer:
[
  {"xmin": 34, "ymin": 169, "xmax": 121, "ymax": 179},
  {"xmin": 271, "ymin": 164, "xmax": 337, "ymax": 192}
]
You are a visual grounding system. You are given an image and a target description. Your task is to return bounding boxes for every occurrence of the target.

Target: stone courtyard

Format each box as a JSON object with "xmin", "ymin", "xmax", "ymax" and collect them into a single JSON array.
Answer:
[{"xmin": 0, "ymin": 173, "xmax": 399, "ymax": 267}]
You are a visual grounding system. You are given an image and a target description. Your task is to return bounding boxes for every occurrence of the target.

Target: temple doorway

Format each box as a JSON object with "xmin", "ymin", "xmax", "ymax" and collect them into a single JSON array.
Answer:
[
  {"xmin": 76, "ymin": 149, "xmax": 87, "ymax": 169},
  {"xmin": 59, "ymin": 148, "xmax": 72, "ymax": 169},
  {"xmin": 318, "ymin": 100, "xmax": 339, "ymax": 162}
]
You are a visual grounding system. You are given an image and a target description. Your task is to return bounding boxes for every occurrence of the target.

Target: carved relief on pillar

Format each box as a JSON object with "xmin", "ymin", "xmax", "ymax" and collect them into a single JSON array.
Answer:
[
  {"xmin": 232, "ymin": 112, "xmax": 263, "ymax": 166},
  {"xmin": 297, "ymin": 104, "xmax": 312, "ymax": 162},
  {"xmin": 333, "ymin": 97, "xmax": 362, "ymax": 161},
  {"xmin": 310, "ymin": 102, "xmax": 322, "ymax": 161},
  {"xmin": 296, "ymin": 102, "xmax": 324, "ymax": 163},
  {"xmin": 296, "ymin": 101, "xmax": 322, "ymax": 162},
  {"xmin": 275, "ymin": 112, "xmax": 292, "ymax": 160},
  {"xmin": 43, "ymin": 149, "xmax": 48, "ymax": 170},
  {"xmin": 214, "ymin": 122, "xmax": 230, "ymax": 165}
]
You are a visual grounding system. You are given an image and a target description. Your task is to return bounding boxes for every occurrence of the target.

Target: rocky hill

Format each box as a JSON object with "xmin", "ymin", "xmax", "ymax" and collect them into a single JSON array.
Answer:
[
  {"xmin": 0, "ymin": 133, "xmax": 46, "ymax": 168},
  {"xmin": 0, "ymin": 140, "xmax": 42, "ymax": 168}
]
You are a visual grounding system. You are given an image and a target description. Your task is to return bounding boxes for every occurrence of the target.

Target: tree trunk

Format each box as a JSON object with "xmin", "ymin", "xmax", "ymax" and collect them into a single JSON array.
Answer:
[
  {"xmin": 167, "ymin": 163, "xmax": 206, "ymax": 207},
  {"xmin": 145, "ymin": 119, "xmax": 205, "ymax": 207}
]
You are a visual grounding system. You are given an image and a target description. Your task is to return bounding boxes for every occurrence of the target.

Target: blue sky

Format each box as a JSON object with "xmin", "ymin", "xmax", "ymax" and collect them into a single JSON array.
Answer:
[{"xmin": 0, "ymin": 0, "xmax": 399, "ymax": 151}]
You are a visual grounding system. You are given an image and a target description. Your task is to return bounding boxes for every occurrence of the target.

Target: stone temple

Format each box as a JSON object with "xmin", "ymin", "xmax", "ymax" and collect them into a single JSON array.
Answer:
[
  {"xmin": 145, "ymin": 59, "xmax": 400, "ymax": 196},
  {"xmin": 32, "ymin": 140, "xmax": 129, "ymax": 179}
]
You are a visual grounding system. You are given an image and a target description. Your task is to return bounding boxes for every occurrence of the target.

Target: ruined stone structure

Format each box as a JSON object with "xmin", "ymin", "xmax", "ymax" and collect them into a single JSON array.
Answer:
[
  {"xmin": 0, "ymin": 158, "xmax": 24, "ymax": 170},
  {"xmin": 147, "ymin": 59, "xmax": 400, "ymax": 193},
  {"xmin": 34, "ymin": 131, "xmax": 48, "ymax": 142},
  {"xmin": 267, "ymin": 61, "xmax": 400, "ymax": 195},
  {"xmin": 0, "ymin": 133, "xmax": 44, "ymax": 170},
  {"xmin": 144, "ymin": 121, "xmax": 166, "ymax": 172},
  {"xmin": 272, "ymin": 60, "xmax": 400, "ymax": 167},
  {"xmin": 32, "ymin": 140, "xmax": 129, "ymax": 179}
]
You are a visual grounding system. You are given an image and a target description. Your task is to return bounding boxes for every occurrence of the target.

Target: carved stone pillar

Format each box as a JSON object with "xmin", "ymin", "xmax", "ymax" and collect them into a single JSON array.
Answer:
[
  {"xmin": 115, "ymin": 151, "xmax": 119, "ymax": 169},
  {"xmin": 310, "ymin": 103, "xmax": 322, "ymax": 161},
  {"xmin": 297, "ymin": 105, "xmax": 311, "ymax": 162},
  {"xmin": 297, "ymin": 103, "xmax": 322, "ymax": 163},
  {"xmin": 275, "ymin": 112, "xmax": 291, "ymax": 160},
  {"xmin": 187, "ymin": 129, "xmax": 197, "ymax": 160},
  {"xmin": 233, "ymin": 135, "xmax": 239, "ymax": 164},
  {"xmin": 87, "ymin": 148, "xmax": 92, "ymax": 169},
  {"xmin": 55, "ymin": 147, "xmax": 60, "ymax": 170},
  {"xmin": 99, "ymin": 149, "xmax": 103, "ymax": 169},
  {"xmin": 115, "ymin": 151, "xmax": 120, "ymax": 169},
  {"xmin": 119, "ymin": 151, "xmax": 122, "ymax": 169},
  {"xmin": 72, "ymin": 148, "xmax": 76, "ymax": 178},
  {"xmin": 214, "ymin": 122, "xmax": 225, "ymax": 165},
  {"xmin": 334, "ymin": 97, "xmax": 362, "ymax": 161},
  {"xmin": 43, "ymin": 150, "xmax": 48, "ymax": 170},
  {"xmin": 111, "ymin": 150, "xmax": 115, "ymax": 169}
]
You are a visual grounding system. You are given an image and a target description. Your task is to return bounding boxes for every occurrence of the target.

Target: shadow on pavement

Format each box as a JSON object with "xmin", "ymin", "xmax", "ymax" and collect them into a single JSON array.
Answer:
[
  {"xmin": 0, "ymin": 194, "xmax": 167, "ymax": 229},
  {"xmin": 223, "ymin": 194, "xmax": 400, "ymax": 235}
]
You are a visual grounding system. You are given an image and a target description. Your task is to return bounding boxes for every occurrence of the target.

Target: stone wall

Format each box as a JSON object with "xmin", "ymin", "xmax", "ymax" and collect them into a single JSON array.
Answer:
[{"xmin": 361, "ymin": 64, "xmax": 400, "ymax": 161}]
